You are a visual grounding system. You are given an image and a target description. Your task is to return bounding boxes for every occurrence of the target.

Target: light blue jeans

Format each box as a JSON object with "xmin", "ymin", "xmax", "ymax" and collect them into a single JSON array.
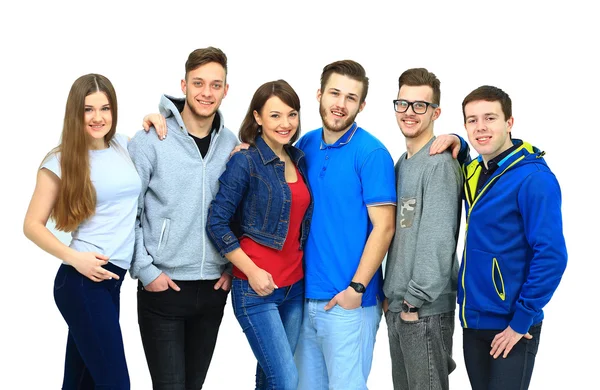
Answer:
[
  {"xmin": 295, "ymin": 299, "xmax": 382, "ymax": 390},
  {"xmin": 232, "ymin": 278, "xmax": 304, "ymax": 390}
]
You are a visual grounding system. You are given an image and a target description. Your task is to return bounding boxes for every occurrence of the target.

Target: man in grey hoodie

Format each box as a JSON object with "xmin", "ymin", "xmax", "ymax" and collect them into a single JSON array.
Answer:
[
  {"xmin": 383, "ymin": 68, "xmax": 463, "ymax": 390},
  {"xmin": 128, "ymin": 47, "xmax": 239, "ymax": 390}
]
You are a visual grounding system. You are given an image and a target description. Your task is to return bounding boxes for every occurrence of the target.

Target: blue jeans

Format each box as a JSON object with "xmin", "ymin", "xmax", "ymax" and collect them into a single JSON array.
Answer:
[
  {"xmin": 54, "ymin": 263, "xmax": 130, "ymax": 390},
  {"xmin": 385, "ymin": 310, "xmax": 456, "ymax": 390},
  {"xmin": 231, "ymin": 278, "xmax": 304, "ymax": 390},
  {"xmin": 295, "ymin": 299, "xmax": 382, "ymax": 390},
  {"xmin": 463, "ymin": 322, "xmax": 542, "ymax": 390}
]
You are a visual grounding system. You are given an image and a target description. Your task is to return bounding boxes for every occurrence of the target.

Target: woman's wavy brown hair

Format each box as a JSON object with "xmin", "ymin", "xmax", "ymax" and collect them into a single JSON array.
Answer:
[
  {"xmin": 49, "ymin": 74, "xmax": 118, "ymax": 231},
  {"xmin": 238, "ymin": 79, "xmax": 301, "ymax": 145}
]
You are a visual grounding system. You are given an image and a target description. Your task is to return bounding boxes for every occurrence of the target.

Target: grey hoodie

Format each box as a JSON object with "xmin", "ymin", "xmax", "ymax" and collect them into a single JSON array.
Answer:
[{"xmin": 128, "ymin": 95, "xmax": 239, "ymax": 286}]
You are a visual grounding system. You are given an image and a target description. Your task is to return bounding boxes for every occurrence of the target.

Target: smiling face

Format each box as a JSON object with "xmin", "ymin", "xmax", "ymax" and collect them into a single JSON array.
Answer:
[
  {"xmin": 318, "ymin": 73, "xmax": 365, "ymax": 133},
  {"xmin": 464, "ymin": 99, "xmax": 514, "ymax": 163},
  {"xmin": 254, "ymin": 96, "xmax": 299, "ymax": 151},
  {"xmin": 395, "ymin": 85, "xmax": 440, "ymax": 141},
  {"xmin": 181, "ymin": 61, "xmax": 228, "ymax": 119},
  {"xmin": 84, "ymin": 91, "xmax": 112, "ymax": 147}
]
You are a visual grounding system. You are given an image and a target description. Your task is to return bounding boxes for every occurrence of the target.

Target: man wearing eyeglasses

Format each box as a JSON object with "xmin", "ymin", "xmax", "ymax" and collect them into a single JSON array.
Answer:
[{"xmin": 383, "ymin": 68, "xmax": 464, "ymax": 390}]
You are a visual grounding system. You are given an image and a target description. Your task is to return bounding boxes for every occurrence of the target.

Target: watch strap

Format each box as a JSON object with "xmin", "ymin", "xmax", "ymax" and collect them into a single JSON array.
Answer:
[{"xmin": 349, "ymin": 281, "xmax": 366, "ymax": 294}]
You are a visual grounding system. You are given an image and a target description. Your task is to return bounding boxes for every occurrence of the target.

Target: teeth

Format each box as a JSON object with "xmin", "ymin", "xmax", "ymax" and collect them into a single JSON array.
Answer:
[
  {"xmin": 277, "ymin": 131, "xmax": 290, "ymax": 135},
  {"xmin": 332, "ymin": 111, "xmax": 343, "ymax": 117}
]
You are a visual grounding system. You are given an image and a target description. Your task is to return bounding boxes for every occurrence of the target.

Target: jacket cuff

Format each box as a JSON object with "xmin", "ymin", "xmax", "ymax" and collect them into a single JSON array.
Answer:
[
  {"xmin": 218, "ymin": 232, "xmax": 241, "ymax": 257},
  {"xmin": 510, "ymin": 308, "xmax": 535, "ymax": 334},
  {"xmin": 135, "ymin": 263, "xmax": 163, "ymax": 287},
  {"xmin": 223, "ymin": 262, "xmax": 233, "ymax": 276},
  {"xmin": 403, "ymin": 292, "xmax": 424, "ymax": 308}
]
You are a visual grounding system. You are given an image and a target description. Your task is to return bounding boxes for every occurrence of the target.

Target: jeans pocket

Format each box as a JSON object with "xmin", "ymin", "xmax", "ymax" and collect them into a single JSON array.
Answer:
[
  {"xmin": 245, "ymin": 287, "xmax": 274, "ymax": 298},
  {"xmin": 53, "ymin": 266, "xmax": 69, "ymax": 291}
]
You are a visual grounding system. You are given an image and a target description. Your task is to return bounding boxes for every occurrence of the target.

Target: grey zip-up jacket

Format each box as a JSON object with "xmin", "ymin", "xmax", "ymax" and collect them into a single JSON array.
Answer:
[{"xmin": 128, "ymin": 95, "xmax": 239, "ymax": 286}]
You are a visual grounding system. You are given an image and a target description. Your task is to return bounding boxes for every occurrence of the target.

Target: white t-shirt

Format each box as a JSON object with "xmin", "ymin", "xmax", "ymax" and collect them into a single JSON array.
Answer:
[{"xmin": 42, "ymin": 134, "xmax": 142, "ymax": 270}]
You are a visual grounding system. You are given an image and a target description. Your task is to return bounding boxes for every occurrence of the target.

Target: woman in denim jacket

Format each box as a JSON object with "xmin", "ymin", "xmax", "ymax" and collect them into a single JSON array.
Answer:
[{"xmin": 207, "ymin": 79, "xmax": 313, "ymax": 390}]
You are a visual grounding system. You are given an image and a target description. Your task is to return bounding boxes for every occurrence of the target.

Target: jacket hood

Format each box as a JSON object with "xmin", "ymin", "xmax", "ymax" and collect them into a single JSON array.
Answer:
[
  {"xmin": 467, "ymin": 139, "xmax": 547, "ymax": 173},
  {"xmin": 158, "ymin": 95, "xmax": 225, "ymax": 134}
]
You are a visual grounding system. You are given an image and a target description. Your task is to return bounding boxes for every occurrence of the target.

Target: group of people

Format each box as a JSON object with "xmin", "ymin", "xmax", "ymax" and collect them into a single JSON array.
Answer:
[{"xmin": 23, "ymin": 46, "xmax": 568, "ymax": 390}]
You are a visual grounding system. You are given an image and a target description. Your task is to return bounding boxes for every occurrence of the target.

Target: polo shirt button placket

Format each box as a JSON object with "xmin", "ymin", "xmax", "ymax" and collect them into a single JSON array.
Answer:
[{"xmin": 320, "ymin": 150, "xmax": 330, "ymax": 178}]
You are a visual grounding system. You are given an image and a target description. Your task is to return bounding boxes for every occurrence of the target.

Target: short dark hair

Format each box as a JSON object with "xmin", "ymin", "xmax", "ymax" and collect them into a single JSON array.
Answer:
[
  {"xmin": 462, "ymin": 85, "xmax": 512, "ymax": 123},
  {"xmin": 320, "ymin": 60, "xmax": 369, "ymax": 103},
  {"xmin": 185, "ymin": 47, "xmax": 227, "ymax": 81},
  {"xmin": 398, "ymin": 68, "xmax": 441, "ymax": 105},
  {"xmin": 239, "ymin": 80, "xmax": 301, "ymax": 145}
]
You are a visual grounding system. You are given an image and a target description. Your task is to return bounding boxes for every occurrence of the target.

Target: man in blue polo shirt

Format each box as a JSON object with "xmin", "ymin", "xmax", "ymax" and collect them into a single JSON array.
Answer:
[{"xmin": 294, "ymin": 60, "xmax": 397, "ymax": 390}]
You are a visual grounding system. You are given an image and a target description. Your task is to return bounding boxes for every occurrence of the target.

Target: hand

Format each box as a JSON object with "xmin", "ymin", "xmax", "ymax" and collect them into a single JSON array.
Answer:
[
  {"xmin": 214, "ymin": 272, "xmax": 232, "ymax": 291},
  {"xmin": 429, "ymin": 134, "xmax": 461, "ymax": 158},
  {"xmin": 490, "ymin": 325, "xmax": 533, "ymax": 359},
  {"xmin": 324, "ymin": 287, "xmax": 362, "ymax": 311},
  {"xmin": 382, "ymin": 297, "xmax": 389, "ymax": 313},
  {"xmin": 399, "ymin": 300, "xmax": 419, "ymax": 321},
  {"xmin": 247, "ymin": 268, "xmax": 277, "ymax": 296},
  {"xmin": 145, "ymin": 272, "xmax": 181, "ymax": 292},
  {"xmin": 400, "ymin": 311, "xmax": 419, "ymax": 321},
  {"xmin": 229, "ymin": 143, "xmax": 250, "ymax": 158},
  {"xmin": 71, "ymin": 252, "xmax": 119, "ymax": 282},
  {"xmin": 143, "ymin": 113, "xmax": 168, "ymax": 140}
]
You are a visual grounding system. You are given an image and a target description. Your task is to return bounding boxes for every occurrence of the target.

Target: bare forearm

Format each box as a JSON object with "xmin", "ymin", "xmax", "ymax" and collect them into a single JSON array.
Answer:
[
  {"xmin": 352, "ymin": 221, "xmax": 395, "ymax": 286},
  {"xmin": 225, "ymin": 248, "xmax": 259, "ymax": 276},
  {"xmin": 23, "ymin": 222, "xmax": 77, "ymax": 265}
]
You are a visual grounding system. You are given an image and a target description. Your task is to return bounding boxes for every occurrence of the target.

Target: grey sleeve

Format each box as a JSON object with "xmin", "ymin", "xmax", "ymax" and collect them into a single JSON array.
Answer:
[
  {"xmin": 128, "ymin": 137, "xmax": 162, "ymax": 286},
  {"xmin": 405, "ymin": 160, "xmax": 462, "ymax": 307}
]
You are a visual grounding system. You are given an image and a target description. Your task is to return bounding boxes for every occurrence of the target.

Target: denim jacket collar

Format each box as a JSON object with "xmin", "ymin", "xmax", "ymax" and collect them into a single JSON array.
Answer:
[{"xmin": 255, "ymin": 135, "xmax": 305, "ymax": 166}]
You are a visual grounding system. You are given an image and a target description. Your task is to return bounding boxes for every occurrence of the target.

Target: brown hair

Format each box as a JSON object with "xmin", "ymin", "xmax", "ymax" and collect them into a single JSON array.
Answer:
[
  {"xmin": 320, "ymin": 60, "xmax": 369, "ymax": 103},
  {"xmin": 398, "ymin": 68, "xmax": 441, "ymax": 105},
  {"xmin": 50, "ymin": 74, "xmax": 117, "ymax": 232},
  {"xmin": 185, "ymin": 47, "xmax": 228, "ymax": 81},
  {"xmin": 462, "ymin": 85, "xmax": 512, "ymax": 123},
  {"xmin": 238, "ymin": 80, "xmax": 301, "ymax": 145}
]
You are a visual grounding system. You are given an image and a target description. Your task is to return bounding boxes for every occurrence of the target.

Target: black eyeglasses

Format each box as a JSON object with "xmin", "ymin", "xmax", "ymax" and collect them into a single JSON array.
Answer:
[{"xmin": 393, "ymin": 99, "xmax": 439, "ymax": 114}]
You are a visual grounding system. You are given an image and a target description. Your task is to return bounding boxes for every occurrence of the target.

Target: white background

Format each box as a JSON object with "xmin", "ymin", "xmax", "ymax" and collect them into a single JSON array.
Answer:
[{"xmin": 2, "ymin": 1, "xmax": 597, "ymax": 389}]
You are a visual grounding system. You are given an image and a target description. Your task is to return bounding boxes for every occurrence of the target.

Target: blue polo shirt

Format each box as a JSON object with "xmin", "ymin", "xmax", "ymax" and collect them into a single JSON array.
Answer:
[{"xmin": 295, "ymin": 123, "xmax": 396, "ymax": 306}]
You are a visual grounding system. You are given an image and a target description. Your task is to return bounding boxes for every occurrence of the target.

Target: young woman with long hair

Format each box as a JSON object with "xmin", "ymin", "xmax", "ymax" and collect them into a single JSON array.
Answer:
[
  {"xmin": 207, "ymin": 79, "xmax": 313, "ymax": 390},
  {"xmin": 23, "ymin": 74, "xmax": 140, "ymax": 389}
]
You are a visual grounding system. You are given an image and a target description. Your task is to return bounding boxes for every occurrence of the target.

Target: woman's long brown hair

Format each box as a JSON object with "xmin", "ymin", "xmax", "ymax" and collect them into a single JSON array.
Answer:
[{"xmin": 50, "ymin": 74, "xmax": 118, "ymax": 232}]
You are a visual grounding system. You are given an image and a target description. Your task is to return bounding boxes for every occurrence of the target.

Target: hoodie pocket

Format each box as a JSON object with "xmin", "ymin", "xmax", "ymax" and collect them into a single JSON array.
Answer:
[
  {"xmin": 465, "ymin": 249, "xmax": 511, "ymax": 314},
  {"xmin": 156, "ymin": 218, "xmax": 171, "ymax": 257}
]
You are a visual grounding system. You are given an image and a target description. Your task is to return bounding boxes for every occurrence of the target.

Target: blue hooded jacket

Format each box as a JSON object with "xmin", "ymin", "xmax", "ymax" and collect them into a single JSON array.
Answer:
[{"xmin": 458, "ymin": 139, "xmax": 567, "ymax": 334}]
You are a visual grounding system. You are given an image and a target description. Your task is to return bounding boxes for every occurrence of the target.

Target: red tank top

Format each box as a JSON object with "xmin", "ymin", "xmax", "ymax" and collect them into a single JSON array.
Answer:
[{"xmin": 235, "ymin": 165, "xmax": 310, "ymax": 287}]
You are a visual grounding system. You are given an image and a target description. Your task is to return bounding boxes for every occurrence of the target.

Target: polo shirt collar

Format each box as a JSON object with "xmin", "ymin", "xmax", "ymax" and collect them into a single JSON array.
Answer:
[{"xmin": 320, "ymin": 122, "xmax": 358, "ymax": 150}]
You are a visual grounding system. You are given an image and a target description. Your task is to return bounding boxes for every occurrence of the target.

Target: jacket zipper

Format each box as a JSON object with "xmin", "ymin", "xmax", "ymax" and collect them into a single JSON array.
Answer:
[{"xmin": 460, "ymin": 155, "xmax": 526, "ymax": 328}]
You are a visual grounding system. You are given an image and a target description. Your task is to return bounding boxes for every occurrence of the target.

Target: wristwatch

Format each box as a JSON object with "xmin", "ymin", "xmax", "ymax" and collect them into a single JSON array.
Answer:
[
  {"xmin": 349, "ymin": 281, "xmax": 366, "ymax": 294},
  {"xmin": 401, "ymin": 302, "xmax": 419, "ymax": 313}
]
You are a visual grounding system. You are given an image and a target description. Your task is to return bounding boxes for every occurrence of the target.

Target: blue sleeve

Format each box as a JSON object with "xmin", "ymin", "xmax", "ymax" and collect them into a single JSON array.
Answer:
[
  {"xmin": 360, "ymin": 148, "xmax": 397, "ymax": 206},
  {"xmin": 452, "ymin": 133, "xmax": 472, "ymax": 166},
  {"xmin": 41, "ymin": 153, "xmax": 61, "ymax": 178},
  {"xmin": 206, "ymin": 152, "xmax": 251, "ymax": 256},
  {"xmin": 510, "ymin": 170, "xmax": 568, "ymax": 333}
]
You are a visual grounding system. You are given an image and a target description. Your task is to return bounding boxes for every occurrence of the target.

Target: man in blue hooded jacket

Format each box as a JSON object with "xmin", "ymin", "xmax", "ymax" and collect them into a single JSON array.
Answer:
[{"xmin": 455, "ymin": 85, "xmax": 567, "ymax": 390}]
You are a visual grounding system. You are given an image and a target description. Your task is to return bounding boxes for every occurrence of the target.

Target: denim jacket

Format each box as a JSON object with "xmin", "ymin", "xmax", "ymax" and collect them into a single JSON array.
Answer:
[{"xmin": 207, "ymin": 136, "xmax": 314, "ymax": 256}]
